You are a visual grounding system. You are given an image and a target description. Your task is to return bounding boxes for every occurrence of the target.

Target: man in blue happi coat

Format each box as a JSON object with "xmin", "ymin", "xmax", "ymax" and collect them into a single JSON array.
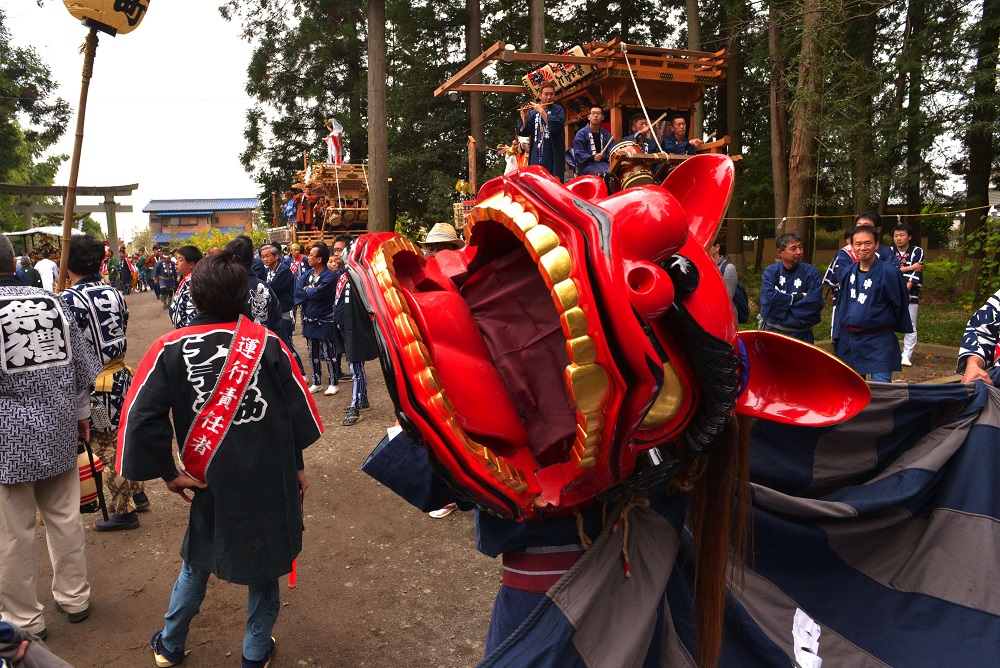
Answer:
[
  {"xmin": 758, "ymin": 233, "xmax": 824, "ymax": 343},
  {"xmin": 833, "ymin": 225, "xmax": 912, "ymax": 382},
  {"xmin": 517, "ymin": 81, "xmax": 565, "ymax": 181},
  {"xmin": 660, "ymin": 114, "xmax": 703, "ymax": 155},
  {"xmin": 629, "ymin": 113, "xmax": 659, "ymax": 153},
  {"xmin": 295, "ymin": 242, "xmax": 340, "ymax": 396},
  {"xmin": 260, "ymin": 242, "xmax": 304, "ymax": 373},
  {"xmin": 571, "ymin": 106, "xmax": 616, "ymax": 176}
]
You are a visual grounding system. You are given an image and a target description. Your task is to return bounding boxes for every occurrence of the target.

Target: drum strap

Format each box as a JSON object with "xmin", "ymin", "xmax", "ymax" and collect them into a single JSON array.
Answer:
[{"xmin": 178, "ymin": 316, "xmax": 268, "ymax": 483}]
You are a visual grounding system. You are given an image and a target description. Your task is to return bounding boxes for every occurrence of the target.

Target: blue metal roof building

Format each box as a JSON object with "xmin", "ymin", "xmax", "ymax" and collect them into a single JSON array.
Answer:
[
  {"xmin": 143, "ymin": 198, "xmax": 260, "ymax": 244},
  {"xmin": 142, "ymin": 198, "xmax": 261, "ymax": 214}
]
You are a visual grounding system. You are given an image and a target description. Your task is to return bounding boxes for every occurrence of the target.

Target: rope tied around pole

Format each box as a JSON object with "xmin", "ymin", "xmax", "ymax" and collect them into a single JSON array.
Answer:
[
  {"xmin": 80, "ymin": 29, "xmax": 99, "ymax": 79},
  {"xmin": 726, "ymin": 203, "xmax": 994, "ymax": 223}
]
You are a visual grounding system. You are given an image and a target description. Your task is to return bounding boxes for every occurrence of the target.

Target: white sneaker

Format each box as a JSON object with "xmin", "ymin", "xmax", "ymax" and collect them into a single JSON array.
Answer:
[
  {"xmin": 901, "ymin": 358, "xmax": 912, "ymax": 367},
  {"xmin": 307, "ymin": 384, "xmax": 322, "ymax": 394},
  {"xmin": 324, "ymin": 384, "xmax": 338, "ymax": 396}
]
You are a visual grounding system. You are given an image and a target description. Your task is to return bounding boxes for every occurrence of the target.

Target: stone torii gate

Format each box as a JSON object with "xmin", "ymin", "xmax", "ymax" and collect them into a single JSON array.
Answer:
[{"xmin": 0, "ymin": 182, "xmax": 137, "ymax": 247}]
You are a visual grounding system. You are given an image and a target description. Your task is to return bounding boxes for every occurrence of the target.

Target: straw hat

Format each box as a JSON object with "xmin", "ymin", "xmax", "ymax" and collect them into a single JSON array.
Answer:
[{"xmin": 421, "ymin": 223, "xmax": 465, "ymax": 249}]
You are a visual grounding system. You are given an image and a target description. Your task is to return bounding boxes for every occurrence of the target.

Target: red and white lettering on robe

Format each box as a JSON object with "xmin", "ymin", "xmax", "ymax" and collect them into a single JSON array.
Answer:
[{"xmin": 115, "ymin": 318, "xmax": 322, "ymax": 480}]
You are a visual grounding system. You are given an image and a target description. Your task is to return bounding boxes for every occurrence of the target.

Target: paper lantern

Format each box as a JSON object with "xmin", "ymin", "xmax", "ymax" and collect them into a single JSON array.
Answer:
[{"xmin": 63, "ymin": 0, "xmax": 150, "ymax": 35}]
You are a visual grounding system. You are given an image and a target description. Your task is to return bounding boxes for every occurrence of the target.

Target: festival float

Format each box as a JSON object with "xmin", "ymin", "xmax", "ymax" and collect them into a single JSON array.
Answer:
[{"xmin": 267, "ymin": 118, "xmax": 370, "ymax": 248}]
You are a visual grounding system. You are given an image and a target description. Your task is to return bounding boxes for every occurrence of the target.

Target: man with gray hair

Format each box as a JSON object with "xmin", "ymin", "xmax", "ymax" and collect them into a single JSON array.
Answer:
[{"xmin": 0, "ymin": 233, "xmax": 101, "ymax": 638}]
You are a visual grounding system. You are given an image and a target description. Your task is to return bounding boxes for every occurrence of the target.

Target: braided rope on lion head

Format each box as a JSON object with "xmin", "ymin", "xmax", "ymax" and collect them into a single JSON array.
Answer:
[{"xmin": 349, "ymin": 155, "xmax": 869, "ymax": 520}]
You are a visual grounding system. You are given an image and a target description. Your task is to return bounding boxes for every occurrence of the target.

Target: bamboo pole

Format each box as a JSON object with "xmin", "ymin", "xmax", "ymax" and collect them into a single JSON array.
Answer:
[
  {"xmin": 57, "ymin": 27, "xmax": 100, "ymax": 292},
  {"xmin": 467, "ymin": 135, "xmax": 478, "ymax": 195}
]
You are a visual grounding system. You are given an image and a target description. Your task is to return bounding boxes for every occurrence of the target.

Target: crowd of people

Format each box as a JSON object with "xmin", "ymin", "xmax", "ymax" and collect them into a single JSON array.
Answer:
[
  {"xmin": 744, "ymin": 211, "xmax": 925, "ymax": 382},
  {"xmin": 516, "ymin": 81, "xmax": 708, "ymax": 183}
]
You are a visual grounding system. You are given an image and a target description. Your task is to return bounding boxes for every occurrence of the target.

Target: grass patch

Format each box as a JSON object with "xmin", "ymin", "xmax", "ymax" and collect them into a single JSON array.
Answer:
[{"xmin": 737, "ymin": 261, "xmax": 969, "ymax": 345}]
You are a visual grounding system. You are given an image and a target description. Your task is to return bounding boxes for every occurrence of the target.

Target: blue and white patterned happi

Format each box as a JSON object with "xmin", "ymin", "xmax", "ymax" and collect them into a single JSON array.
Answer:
[
  {"xmin": 61, "ymin": 277, "xmax": 132, "ymax": 431},
  {"xmin": 958, "ymin": 288, "xmax": 1000, "ymax": 373}
]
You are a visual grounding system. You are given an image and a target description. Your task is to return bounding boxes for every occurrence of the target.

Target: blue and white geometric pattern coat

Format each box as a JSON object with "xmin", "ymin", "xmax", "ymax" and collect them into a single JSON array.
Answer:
[
  {"xmin": 60, "ymin": 275, "xmax": 132, "ymax": 432},
  {"xmin": 958, "ymin": 288, "xmax": 1000, "ymax": 374},
  {"xmin": 0, "ymin": 278, "xmax": 101, "ymax": 484}
]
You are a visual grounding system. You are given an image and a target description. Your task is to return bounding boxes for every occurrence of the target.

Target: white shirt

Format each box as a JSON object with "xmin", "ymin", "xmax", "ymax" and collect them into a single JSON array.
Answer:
[{"xmin": 34, "ymin": 258, "xmax": 58, "ymax": 291}]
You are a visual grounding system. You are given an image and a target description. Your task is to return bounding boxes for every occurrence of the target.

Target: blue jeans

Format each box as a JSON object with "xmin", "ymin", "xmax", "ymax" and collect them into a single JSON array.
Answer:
[
  {"xmin": 160, "ymin": 562, "xmax": 279, "ymax": 661},
  {"xmin": 870, "ymin": 372, "xmax": 892, "ymax": 383}
]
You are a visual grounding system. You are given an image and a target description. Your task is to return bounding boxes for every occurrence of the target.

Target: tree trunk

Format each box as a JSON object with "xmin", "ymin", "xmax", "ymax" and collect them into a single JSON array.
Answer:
[
  {"xmin": 964, "ymin": 0, "xmax": 1000, "ymax": 300},
  {"xmin": 686, "ymin": 0, "xmax": 704, "ymax": 140},
  {"xmin": 786, "ymin": 0, "xmax": 824, "ymax": 255},
  {"xmin": 530, "ymin": 0, "xmax": 545, "ymax": 53},
  {"xmin": 904, "ymin": 0, "xmax": 927, "ymax": 239},
  {"xmin": 367, "ymin": 0, "xmax": 390, "ymax": 232},
  {"xmin": 877, "ymin": 10, "xmax": 913, "ymax": 215},
  {"xmin": 768, "ymin": 15, "xmax": 789, "ymax": 236},
  {"xmin": 347, "ymin": 19, "xmax": 366, "ymax": 161},
  {"xmin": 467, "ymin": 0, "xmax": 484, "ymax": 190},
  {"xmin": 851, "ymin": 8, "xmax": 877, "ymax": 215},
  {"xmin": 724, "ymin": 0, "xmax": 745, "ymax": 271}
]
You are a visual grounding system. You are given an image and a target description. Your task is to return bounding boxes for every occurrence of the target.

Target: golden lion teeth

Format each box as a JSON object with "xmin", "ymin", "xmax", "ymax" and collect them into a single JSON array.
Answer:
[
  {"xmin": 560, "ymin": 307, "xmax": 588, "ymax": 339},
  {"xmin": 373, "ymin": 237, "xmax": 527, "ymax": 496},
  {"xmin": 501, "ymin": 200, "xmax": 525, "ymax": 220},
  {"xmin": 383, "ymin": 287, "xmax": 405, "ymax": 316},
  {"xmin": 524, "ymin": 225, "xmax": 558, "ymax": 255},
  {"xmin": 513, "ymin": 212, "xmax": 538, "ymax": 234},
  {"xmin": 566, "ymin": 364, "xmax": 610, "ymax": 414},
  {"xmin": 552, "ymin": 279, "xmax": 579, "ymax": 310},
  {"xmin": 640, "ymin": 362, "xmax": 685, "ymax": 428},
  {"xmin": 566, "ymin": 336, "xmax": 597, "ymax": 365},
  {"xmin": 539, "ymin": 247, "xmax": 572, "ymax": 285},
  {"xmin": 394, "ymin": 313, "xmax": 419, "ymax": 342},
  {"xmin": 583, "ymin": 413, "xmax": 604, "ymax": 432}
]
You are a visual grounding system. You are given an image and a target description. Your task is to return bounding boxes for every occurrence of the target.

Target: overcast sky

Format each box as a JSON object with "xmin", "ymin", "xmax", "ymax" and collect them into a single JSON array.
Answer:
[{"xmin": 7, "ymin": 1, "xmax": 260, "ymax": 242}]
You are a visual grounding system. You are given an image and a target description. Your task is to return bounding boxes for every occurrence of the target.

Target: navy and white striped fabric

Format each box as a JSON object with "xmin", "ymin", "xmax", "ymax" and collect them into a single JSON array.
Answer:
[
  {"xmin": 958, "ymin": 288, "xmax": 1000, "ymax": 373},
  {"xmin": 481, "ymin": 376, "xmax": 1000, "ymax": 667}
]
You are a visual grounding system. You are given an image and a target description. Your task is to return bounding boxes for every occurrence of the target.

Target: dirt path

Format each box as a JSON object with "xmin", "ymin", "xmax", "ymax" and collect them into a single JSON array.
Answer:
[{"xmin": 37, "ymin": 290, "xmax": 497, "ymax": 668}]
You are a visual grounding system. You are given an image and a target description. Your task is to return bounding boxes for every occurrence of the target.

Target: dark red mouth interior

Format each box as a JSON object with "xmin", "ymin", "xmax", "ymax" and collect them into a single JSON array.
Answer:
[{"xmin": 461, "ymin": 222, "xmax": 577, "ymax": 467}]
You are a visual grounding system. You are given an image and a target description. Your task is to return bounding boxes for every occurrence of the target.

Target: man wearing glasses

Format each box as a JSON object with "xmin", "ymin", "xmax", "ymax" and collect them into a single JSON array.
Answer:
[{"xmin": 572, "ymin": 106, "xmax": 616, "ymax": 176}]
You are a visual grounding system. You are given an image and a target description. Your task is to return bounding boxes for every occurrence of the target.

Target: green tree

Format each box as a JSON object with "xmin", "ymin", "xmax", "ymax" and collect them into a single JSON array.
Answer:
[
  {"xmin": 0, "ymin": 8, "xmax": 70, "ymax": 231},
  {"xmin": 963, "ymin": 0, "xmax": 1000, "ymax": 299}
]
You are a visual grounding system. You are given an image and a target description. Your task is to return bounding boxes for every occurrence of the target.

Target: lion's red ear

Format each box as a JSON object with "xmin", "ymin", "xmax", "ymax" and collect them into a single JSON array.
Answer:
[
  {"xmin": 659, "ymin": 154, "xmax": 734, "ymax": 249},
  {"xmin": 563, "ymin": 175, "xmax": 608, "ymax": 203},
  {"xmin": 735, "ymin": 331, "xmax": 871, "ymax": 425}
]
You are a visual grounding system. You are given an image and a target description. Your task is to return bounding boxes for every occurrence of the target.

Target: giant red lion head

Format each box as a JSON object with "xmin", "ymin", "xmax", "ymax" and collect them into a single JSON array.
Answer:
[{"xmin": 349, "ymin": 156, "xmax": 869, "ymax": 520}]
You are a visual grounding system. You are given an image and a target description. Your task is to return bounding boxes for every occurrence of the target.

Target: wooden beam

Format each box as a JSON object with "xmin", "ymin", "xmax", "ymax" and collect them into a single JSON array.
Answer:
[
  {"xmin": 435, "ymin": 41, "xmax": 507, "ymax": 98},
  {"xmin": 28, "ymin": 204, "xmax": 133, "ymax": 214},
  {"xmin": 450, "ymin": 84, "xmax": 526, "ymax": 94},
  {"xmin": 0, "ymin": 183, "xmax": 138, "ymax": 196},
  {"xmin": 507, "ymin": 52, "xmax": 601, "ymax": 65}
]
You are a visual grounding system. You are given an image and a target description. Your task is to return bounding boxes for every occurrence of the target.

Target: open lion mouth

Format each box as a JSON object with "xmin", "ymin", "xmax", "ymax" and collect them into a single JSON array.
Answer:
[
  {"xmin": 363, "ymin": 185, "xmax": 705, "ymax": 518},
  {"xmin": 368, "ymin": 193, "xmax": 617, "ymax": 506}
]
